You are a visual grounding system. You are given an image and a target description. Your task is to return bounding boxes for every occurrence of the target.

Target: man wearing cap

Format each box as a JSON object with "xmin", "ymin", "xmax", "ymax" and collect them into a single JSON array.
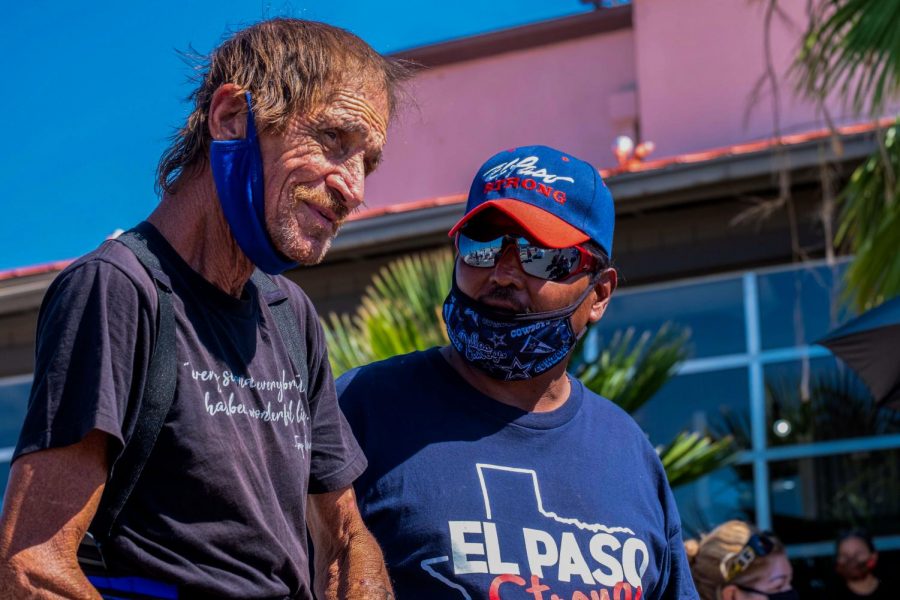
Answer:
[{"xmin": 338, "ymin": 146, "xmax": 698, "ymax": 599}]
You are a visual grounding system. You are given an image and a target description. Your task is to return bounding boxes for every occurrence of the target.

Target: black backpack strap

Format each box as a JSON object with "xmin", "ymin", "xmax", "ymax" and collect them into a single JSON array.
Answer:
[
  {"xmin": 81, "ymin": 239, "xmax": 305, "ymax": 564},
  {"xmin": 251, "ymin": 270, "xmax": 308, "ymax": 383},
  {"xmin": 90, "ymin": 225, "xmax": 177, "ymax": 542}
]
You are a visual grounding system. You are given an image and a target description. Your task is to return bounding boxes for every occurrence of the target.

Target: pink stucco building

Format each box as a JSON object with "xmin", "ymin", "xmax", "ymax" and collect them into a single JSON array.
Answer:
[
  {"xmin": 296, "ymin": 0, "xmax": 888, "ymax": 313},
  {"xmin": 363, "ymin": 0, "xmax": 882, "ymax": 211}
]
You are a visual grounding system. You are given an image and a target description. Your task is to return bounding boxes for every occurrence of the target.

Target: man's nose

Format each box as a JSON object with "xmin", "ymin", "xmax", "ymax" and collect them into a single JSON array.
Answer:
[
  {"xmin": 489, "ymin": 245, "xmax": 526, "ymax": 287},
  {"xmin": 326, "ymin": 153, "xmax": 366, "ymax": 211}
]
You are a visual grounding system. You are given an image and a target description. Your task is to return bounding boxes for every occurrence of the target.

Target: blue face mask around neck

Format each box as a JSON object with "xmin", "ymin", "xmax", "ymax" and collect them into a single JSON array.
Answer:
[
  {"xmin": 209, "ymin": 92, "xmax": 298, "ymax": 275},
  {"xmin": 442, "ymin": 271, "xmax": 599, "ymax": 381}
]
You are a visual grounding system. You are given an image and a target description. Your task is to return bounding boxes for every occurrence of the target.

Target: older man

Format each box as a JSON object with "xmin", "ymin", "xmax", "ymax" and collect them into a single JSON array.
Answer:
[
  {"xmin": 338, "ymin": 146, "xmax": 699, "ymax": 599},
  {"xmin": 0, "ymin": 19, "xmax": 406, "ymax": 599}
]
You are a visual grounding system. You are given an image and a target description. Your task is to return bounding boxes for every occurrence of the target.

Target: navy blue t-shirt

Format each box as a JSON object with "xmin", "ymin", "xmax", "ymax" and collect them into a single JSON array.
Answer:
[
  {"xmin": 338, "ymin": 348, "xmax": 698, "ymax": 600},
  {"xmin": 15, "ymin": 224, "xmax": 365, "ymax": 598}
]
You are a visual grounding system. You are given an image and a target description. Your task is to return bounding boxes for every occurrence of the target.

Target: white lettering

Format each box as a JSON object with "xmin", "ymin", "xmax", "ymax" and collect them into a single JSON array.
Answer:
[
  {"xmin": 589, "ymin": 533, "xmax": 624, "ymax": 587},
  {"xmin": 523, "ymin": 528, "xmax": 558, "ymax": 579},
  {"xmin": 483, "ymin": 522, "xmax": 520, "ymax": 575},
  {"xmin": 622, "ymin": 537, "xmax": 650, "ymax": 589},
  {"xmin": 449, "ymin": 521, "xmax": 488, "ymax": 575},
  {"xmin": 190, "ymin": 359, "xmax": 310, "ymax": 455},
  {"xmin": 558, "ymin": 531, "xmax": 595, "ymax": 585},
  {"xmin": 483, "ymin": 156, "xmax": 575, "ymax": 184}
]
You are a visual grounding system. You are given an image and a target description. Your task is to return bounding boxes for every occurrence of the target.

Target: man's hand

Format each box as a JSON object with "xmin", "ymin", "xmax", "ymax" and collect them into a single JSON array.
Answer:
[
  {"xmin": 308, "ymin": 486, "xmax": 393, "ymax": 600},
  {"xmin": 0, "ymin": 430, "xmax": 109, "ymax": 599}
]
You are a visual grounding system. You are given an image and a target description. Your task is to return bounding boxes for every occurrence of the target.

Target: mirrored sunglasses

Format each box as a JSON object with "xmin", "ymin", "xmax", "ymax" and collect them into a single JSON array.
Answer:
[{"xmin": 456, "ymin": 233, "xmax": 598, "ymax": 282}]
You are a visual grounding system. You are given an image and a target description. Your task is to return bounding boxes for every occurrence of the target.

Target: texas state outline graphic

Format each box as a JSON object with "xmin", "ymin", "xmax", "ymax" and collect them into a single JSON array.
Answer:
[{"xmin": 420, "ymin": 464, "xmax": 644, "ymax": 599}]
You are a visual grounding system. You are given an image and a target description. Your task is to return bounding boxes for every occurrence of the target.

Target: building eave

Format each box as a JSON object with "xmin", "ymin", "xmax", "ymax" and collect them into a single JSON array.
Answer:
[
  {"xmin": 325, "ymin": 120, "xmax": 886, "ymax": 260},
  {"xmin": 391, "ymin": 6, "xmax": 632, "ymax": 68},
  {"xmin": 0, "ymin": 270, "xmax": 62, "ymax": 317},
  {"xmin": 605, "ymin": 121, "xmax": 884, "ymax": 211},
  {"xmin": 0, "ymin": 119, "xmax": 888, "ymax": 314}
]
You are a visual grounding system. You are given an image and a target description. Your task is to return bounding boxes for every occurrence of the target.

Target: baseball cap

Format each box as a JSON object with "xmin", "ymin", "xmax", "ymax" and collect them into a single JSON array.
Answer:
[{"xmin": 448, "ymin": 145, "xmax": 615, "ymax": 256}]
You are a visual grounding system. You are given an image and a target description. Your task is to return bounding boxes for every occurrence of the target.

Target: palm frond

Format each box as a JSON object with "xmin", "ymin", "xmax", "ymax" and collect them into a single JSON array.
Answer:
[
  {"xmin": 834, "ymin": 120, "xmax": 900, "ymax": 310},
  {"xmin": 658, "ymin": 432, "xmax": 736, "ymax": 489},
  {"xmin": 323, "ymin": 248, "xmax": 453, "ymax": 376},
  {"xmin": 794, "ymin": 0, "xmax": 900, "ymax": 116},
  {"xmin": 572, "ymin": 323, "xmax": 691, "ymax": 413}
]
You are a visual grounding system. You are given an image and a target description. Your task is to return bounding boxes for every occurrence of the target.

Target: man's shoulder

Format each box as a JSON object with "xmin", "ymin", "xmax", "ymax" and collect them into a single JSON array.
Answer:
[
  {"xmin": 52, "ymin": 238, "xmax": 157, "ymax": 298},
  {"xmin": 575, "ymin": 380, "xmax": 657, "ymax": 448},
  {"xmin": 577, "ymin": 382, "xmax": 635, "ymax": 421},
  {"xmin": 337, "ymin": 349, "xmax": 437, "ymax": 400},
  {"xmin": 265, "ymin": 273, "xmax": 318, "ymax": 318}
]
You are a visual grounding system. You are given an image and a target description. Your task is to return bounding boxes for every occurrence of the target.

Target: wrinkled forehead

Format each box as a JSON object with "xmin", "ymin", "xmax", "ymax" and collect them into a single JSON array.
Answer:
[{"xmin": 319, "ymin": 81, "xmax": 389, "ymax": 134}]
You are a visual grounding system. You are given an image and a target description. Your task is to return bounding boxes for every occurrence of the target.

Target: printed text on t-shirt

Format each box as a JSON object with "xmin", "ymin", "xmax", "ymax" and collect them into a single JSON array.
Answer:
[{"xmin": 185, "ymin": 362, "xmax": 311, "ymax": 455}]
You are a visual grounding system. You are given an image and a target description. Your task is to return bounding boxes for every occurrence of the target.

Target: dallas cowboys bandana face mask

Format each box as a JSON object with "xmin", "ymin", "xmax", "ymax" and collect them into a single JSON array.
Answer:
[
  {"xmin": 209, "ymin": 92, "xmax": 298, "ymax": 275},
  {"xmin": 442, "ymin": 272, "xmax": 598, "ymax": 381}
]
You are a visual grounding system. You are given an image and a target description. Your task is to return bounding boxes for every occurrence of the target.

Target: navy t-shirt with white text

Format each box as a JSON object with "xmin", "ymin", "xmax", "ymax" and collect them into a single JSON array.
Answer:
[{"xmin": 338, "ymin": 348, "xmax": 698, "ymax": 600}]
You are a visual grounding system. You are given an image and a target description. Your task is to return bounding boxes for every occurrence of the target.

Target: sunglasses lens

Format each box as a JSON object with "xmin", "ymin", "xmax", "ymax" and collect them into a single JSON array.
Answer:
[
  {"xmin": 458, "ymin": 235, "xmax": 507, "ymax": 268},
  {"xmin": 458, "ymin": 234, "xmax": 583, "ymax": 281},
  {"xmin": 520, "ymin": 246, "xmax": 582, "ymax": 281}
]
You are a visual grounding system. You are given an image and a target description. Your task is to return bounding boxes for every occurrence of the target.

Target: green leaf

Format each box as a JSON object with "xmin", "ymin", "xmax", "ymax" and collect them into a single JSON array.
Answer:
[
  {"xmin": 794, "ymin": 0, "xmax": 900, "ymax": 117},
  {"xmin": 658, "ymin": 432, "xmax": 736, "ymax": 489},
  {"xmin": 323, "ymin": 248, "xmax": 454, "ymax": 376},
  {"xmin": 835, "ymin": 119, "xmax": 900, "ymax": 311}
]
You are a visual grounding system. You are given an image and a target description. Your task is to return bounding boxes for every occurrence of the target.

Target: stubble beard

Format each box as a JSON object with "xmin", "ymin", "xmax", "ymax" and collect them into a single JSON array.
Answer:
[
  {"xmin": 477, "ymin": 285, "xmax": 529, "ymax": 313},
  {"xmin": 269, "ymin": 185, "xmax": 350, "ymax": 265}
]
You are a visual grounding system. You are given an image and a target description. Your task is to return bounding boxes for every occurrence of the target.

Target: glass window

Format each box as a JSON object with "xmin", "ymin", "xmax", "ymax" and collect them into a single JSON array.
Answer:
[
  {"xmin": 632, "ymin": 368, "xmax": 752, "ymax": 450},
  {"xmin": 674, "ymin": 466, "xmax": 754, "ymax": 538},
  {"xmin": 757, "ymin": 263, "xmax": 853, "ymax": 351},
  {"xmin": 0, "ymin": 376, "xmax": 31, "ymax": 500},
  {"xmin": 595, "ymin": 277, "xmax": 746, "ymax": 359},
  {"xmin": 0, "ymin": 377, "xmax": 30, "ymax": 448},
  {"xmin": 763, "ymin": 357, "xmax": 900, "ymax": 444},
  {"xmin": 0, "ymin": 462, "xmax": 9, "ymax": 505},
  {"xmin": 768, "ymin": 449, "xmax": 900, "ymax": 544}
]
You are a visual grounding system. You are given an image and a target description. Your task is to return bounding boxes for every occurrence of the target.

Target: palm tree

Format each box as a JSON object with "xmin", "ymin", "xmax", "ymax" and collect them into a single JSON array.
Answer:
[
  {"xmin": 792, "ymin": 0, "xmax": 900, "ymax": 311},
  {"xmin": 832, "ymin": 122, "xmax": 900, "ymax": 311},
  {"xmin": 323, "ymin": 248, "xmax": 735, "ymax": 488},
  {"xmin": 325, "ymin": 249, "xmax": 452, "ymax": 374}
]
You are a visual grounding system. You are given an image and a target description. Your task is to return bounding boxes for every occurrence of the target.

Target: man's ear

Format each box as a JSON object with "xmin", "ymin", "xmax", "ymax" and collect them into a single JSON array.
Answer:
[
  {"xmin": 208, "ymin": 83, "xmax": 248, "ymax": 141},
  {"xmin": 588, "ymin": 268, "xmax": 618, "ymax": 324}
]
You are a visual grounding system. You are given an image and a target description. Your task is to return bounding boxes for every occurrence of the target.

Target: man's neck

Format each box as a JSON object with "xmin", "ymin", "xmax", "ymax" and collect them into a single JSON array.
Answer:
[
  {"xmin": 147, "ymin": 170, "xmax": 255, "ymax": 297},
  {"xmin": 440, "ymin": 346, "xmax": 572, "ymax": 413}
]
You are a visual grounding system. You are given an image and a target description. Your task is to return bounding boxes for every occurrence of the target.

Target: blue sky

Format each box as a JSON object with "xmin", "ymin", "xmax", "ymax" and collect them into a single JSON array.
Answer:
[{"xmin": 0, "ymin": 0, "xmax": 595, "ymax": 271}]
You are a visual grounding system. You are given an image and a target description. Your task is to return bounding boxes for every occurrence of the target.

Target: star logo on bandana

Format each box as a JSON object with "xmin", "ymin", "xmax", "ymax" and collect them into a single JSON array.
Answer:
[
  {"xmin": 520, "ymin": 335, "xmax": 555, "ymax": 355},
  {"xmin": 488, "ymin": 332, "xmax": 507, "ymax": 347},
  {"xmin": 502, "ymin": 357, "xmax": 535, "ymax": 381}
]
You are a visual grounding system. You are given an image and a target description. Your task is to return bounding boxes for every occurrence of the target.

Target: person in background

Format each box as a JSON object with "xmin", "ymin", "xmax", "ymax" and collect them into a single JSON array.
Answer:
[
  {"xmin": 827, "ymin": 529, "xmax": 897, "ymax": 600},
  {"xmin": 685, "ymin": 520, "xmax": 798, "ymax": 600}
]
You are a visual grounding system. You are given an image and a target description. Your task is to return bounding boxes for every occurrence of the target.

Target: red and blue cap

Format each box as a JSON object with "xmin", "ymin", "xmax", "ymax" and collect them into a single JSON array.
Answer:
[{"xmin": 449, "ymin": 145, "xmax": 615, "ymax": 256}]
